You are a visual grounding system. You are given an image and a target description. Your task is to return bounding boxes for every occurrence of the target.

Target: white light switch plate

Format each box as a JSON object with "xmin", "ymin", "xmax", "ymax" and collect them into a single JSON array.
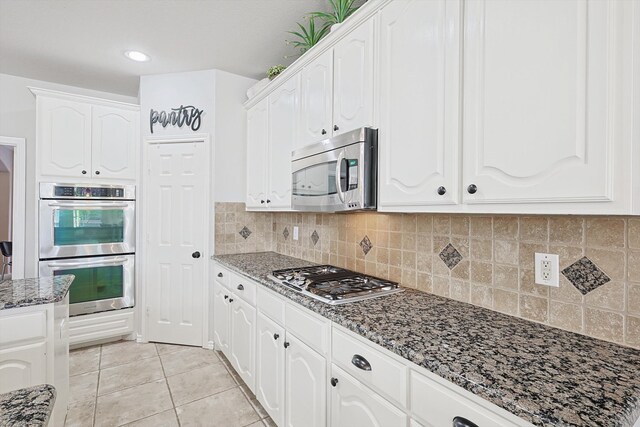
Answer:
[
  {"xmin": 534, "ymin": 253, "xmax": 559, "ymax": 287},
  {"xmin": 293, "ymin": 226, "xmax": 299, "ymax": 241}
]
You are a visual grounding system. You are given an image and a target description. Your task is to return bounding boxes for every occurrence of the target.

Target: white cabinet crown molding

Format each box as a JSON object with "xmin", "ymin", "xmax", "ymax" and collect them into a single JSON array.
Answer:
[{"xmin": 28, "ymin": 87, "xmax": 139, "ymax": 110}]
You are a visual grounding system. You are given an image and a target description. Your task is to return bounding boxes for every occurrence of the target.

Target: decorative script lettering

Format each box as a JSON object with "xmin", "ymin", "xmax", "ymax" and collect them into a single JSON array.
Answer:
[{"xmin": 150, "ymin": 105, "xmax": 204, "ymax": 134}]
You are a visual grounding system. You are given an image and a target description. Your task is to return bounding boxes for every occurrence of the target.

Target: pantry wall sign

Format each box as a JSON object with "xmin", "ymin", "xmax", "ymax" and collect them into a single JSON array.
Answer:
[{"xmin": 149, "ymin": 105, "xmax": 204, "ymax": 134}]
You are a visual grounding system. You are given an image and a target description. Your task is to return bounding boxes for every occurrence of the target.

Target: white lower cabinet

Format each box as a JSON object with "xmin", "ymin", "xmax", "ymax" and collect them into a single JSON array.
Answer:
[
  {"xmin": 330, "ymin": 365, "xmax": 407, "ymax": 427},
  {"xmin": 256, "ymin": 312, "xmax": 286, "ymax": 427},
  {"xmin": 213, "ymin": 281, "xmax": 231, "ymax": 354},
  {"xmin": 230, "ymin": 295, "xmax": 256, "ymax": 391}
]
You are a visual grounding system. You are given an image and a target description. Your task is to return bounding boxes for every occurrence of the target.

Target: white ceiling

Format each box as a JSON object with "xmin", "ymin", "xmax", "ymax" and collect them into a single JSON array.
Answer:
[{"xmin": 0, "ymin": 0, "xmax": 346, "ymax": 96}]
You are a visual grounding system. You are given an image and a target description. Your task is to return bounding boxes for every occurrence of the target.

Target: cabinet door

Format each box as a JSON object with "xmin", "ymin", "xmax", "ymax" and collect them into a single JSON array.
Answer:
[
  {"xmin": 230, "ymin": 295, "xmax": 256, "ymax": 391},
  {"xmin": 463, "ymin": 0, "xmax": 617, "ymax": 204},
  {"xmin": 267, "ymin": 76, "xmax": 299, "ymax": 209},
  {"xmin": 91, "ymin": 106, "xmax": 138, "ymax": 180},
  {"xmin": 298, "ymin": 50, "xmax": 333, "ymax": 147},
  {"xmin": 256, "ymin": 313, "xmax": 286, "ymax": 427},
  {"xmin": 378, "ymin": 0, "xmax": 461, "ymax": 210},
  {"xmin": 285, "ymin": 334, "xmax": 326, "ymax": 427},
  {"xmin": 0, "ymin": 341, "xmax": 47, "ymax": 393},
  {"xmin": 213, "ymin": 282, "xmax": 231, "ymax": 356},
  {"xmin": 247, "ymin": 99, "xmax": 269, "ymax": 208},
  {"xmin": 330, "ymin": 365, "xmax": 407, "ymax": 427},
  {"xmin": 39, "ymin": 97, "xmax": 92, "ymax": 178},
  {"xmin": 333, "ymin": 17, "xmax": 375, "ymax": 136}
]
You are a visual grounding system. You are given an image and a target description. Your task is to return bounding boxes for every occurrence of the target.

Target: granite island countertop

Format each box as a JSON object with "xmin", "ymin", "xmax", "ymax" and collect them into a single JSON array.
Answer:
[
  {"xmin": 0, "ymin": 275, "xmax": 74, "ymax": 310},
  {"xmin": 213, "ymin": 251, "xmax": 640, "ymax": 427},
  {"xmin": 0, "ymin": 384, "xmax": 56, "ymax": 427}
]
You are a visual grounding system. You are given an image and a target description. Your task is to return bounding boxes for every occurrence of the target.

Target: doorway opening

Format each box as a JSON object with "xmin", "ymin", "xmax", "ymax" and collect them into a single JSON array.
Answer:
[{"xmin": 0, "ymin": 136, "xmax": 26, "ymax": 280}]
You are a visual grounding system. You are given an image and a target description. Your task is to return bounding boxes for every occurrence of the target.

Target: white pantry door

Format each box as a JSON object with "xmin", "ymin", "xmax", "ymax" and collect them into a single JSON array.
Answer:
[{"xmin": 146, "ymin": 141, "xmax": 208, "ymax": 346}]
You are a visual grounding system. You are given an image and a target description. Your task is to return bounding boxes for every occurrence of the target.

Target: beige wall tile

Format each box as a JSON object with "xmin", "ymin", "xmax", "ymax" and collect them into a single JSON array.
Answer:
[
  {"xmin": 470, "ymin": 284, "xmax": 493, "ymax": 308},
  {"xmin": 469, "ymin": 216, "xmax": 492, "ymax": 238},
  {"xmin": 628, "ymin": 250, "xmax": 640, "ymax": 282},
  {"xmin": 494, "ymin": 240, "xmax": 518, "ymax": 265},
  {"xmin": 494, "ymin": 265, "xmax": 519, "ymax": 291},
  {"xmin": 586, "ymin": 218, "xmax": 625, "ymax": 249},
  {"xmin": 584, "ymin": 282, "xmax": 625, "ymax": 312},
  {"xmin": 519, "ymin": 295, "xmax": 548, "ymax": 323},
  {"xmin": 432, "ymin": 276, "xmax": 450, "ymax": 297},
  {"xmin": 626, "ymin": 316, "xmax": 640, "ymax": 348},
  {"xmin": 629, "ymin": 283, "xmax": 640, "ymax": 315},
  {"xmin": 586, "ymin": 248, "xmax": 625, "ymax": 281},
  {"xmin": 493, "ymin": 216, "xmax": 518, "ymax": 240},
  {"xmin": 416, "ymin": 273, "xmax": 432, "ymax": 293},
  {"xmin": 432, "ymin": 215, "xmax": 450, "ymax": 235},
  {"xmin": 519, "ymin": 217, "xmax": 548, "ymax": 242},
  {"xmin": 451, "ymin": 216, "xmax": 470, "ymax": 236},
  {"xmin": 549, "ymin": 217, "xmax": 583, "ymax": 245},
  {"xmin": 585, "ymin": 308, "xmax": 624, "ymax": 343},
  {"xmin": 549, "ymin": 301, "xmax": 582, "ymax": 333},
  {"xmin": 550, "ymin": 278, "xmax": 583, "ymax": 303},
  {"xmin": 417, "ymin": 216, "xmax": 433, "ymax": 233},
  {"xmin": 493, "ymin": 289, "xmax": 519, "ymax": 316},
  {"xmin": 519, "ymin": 242, "xmax": 548, "ymax": 269},
  {"xmin": 629, "ymin": 219, "xmax": 640, "ymax": 249},
  {"xmin": 416, "ymin": 253, "xmax": 432, "ymax": 274},
  {"xmin": 450, "ymin": 280, "xmax": 470, "ymax": 303},
  {"xmin": 470, "ymin": 261, "xmax": 493, "ymax": 285},
  {"xmin": 451, "ymin": 260, "xmax": 469, "ymax": 281},
  {"xmin": 519, "ymin": 269, "xmax": 549, "ymax": 297},
  {"xmin": 401, "ymin": 251, "xmax": 417, "ymax": 270},
  {"xmin": 470, "ymin": 239, "xmax": 493, "ymax": 262}
]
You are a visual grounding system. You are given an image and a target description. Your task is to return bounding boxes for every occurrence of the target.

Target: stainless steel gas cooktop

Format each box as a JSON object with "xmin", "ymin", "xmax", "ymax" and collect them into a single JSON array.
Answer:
[{"xmin": 268, "ymin": 265, "xmax": 402, "ymax": 305}]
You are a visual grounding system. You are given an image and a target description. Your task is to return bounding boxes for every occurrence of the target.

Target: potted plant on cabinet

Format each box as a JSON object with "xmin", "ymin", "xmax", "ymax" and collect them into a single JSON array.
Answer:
[{"xmin": 309, "ymin": 0, "xmax": 359, "ymax": 32}]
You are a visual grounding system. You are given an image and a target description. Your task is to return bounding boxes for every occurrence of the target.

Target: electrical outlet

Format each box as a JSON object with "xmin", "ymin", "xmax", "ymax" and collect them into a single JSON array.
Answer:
[
  {"xmin": 535, "ymin": 253, "xmax": 559, "ymax": 287},
  {"xmin": 293, "ymin": 226, "xmax": 299, "ymax": 241}
]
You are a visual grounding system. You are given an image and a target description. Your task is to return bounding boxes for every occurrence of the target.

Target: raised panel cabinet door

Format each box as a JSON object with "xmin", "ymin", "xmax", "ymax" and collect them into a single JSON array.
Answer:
[
  {"xmin": 267, "ymin": 75, "xmax": 299, "ymax": 209},
  {"xmin": 298, "ymin": 49, "xmax": 333, "ymax": 148},
  {"xmin": 330, "ymin": 365, "xmax": 407, "ymax": 427},
  {"xmin": 213, "ymin": 281, "xmax": 230, "ymax": 356},
  {"xmin": 463, "ymin": 0, "xmax": 620, "ymax": 204},
  {"xmin": 0, "ymin": 341, "xmax": 47, "ymax": 393},
  {"xmin": 333, "ymin": 17, "xmax": 375, "ymax": 136},
  {"xmin": 91, "ymin": 105, "xmax": 138, "ymax": 180},
  {"xmin": 39, "ymin": 97, "xmax": 92, "ymax": 177},
  {"xmin": 230, "ymin": 295, "xmax": 256, "ymax": 391},
  {"xmin": 256, "ymin": 313, "xmax": 286, "ymax": 427},
  {"xmin": 247, "ymin": 99, "xmax": 269, "ymax": 208},
  {"xmin": 285, "ymin": 334, "xmax": 326, "ymax": 427},
  {"xmin": 378, "ymin": 0, "xmax": 461, "ymax": 210}
]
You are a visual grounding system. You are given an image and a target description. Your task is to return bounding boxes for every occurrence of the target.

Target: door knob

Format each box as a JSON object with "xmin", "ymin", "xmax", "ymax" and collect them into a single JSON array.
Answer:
[
  {"xmin": 192, "ymin": 251, "xmax": 201, "ymax": 258},
  {"xmin": 330, "ymin": 377, "xmax": 339, "ymax": 387},
  {"xmin": 333, "ymin": 124, "xmax": 339, "ymax": 131},
  {"xmin": 437, "ymin": 186, "xmax": 446, "ymax": 195},
  {"xmin": 467, "ymin": 184, "xmax": 478, "ymax": 194}
]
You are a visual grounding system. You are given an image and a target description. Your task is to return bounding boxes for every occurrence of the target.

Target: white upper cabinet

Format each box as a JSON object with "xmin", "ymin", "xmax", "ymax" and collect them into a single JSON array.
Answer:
[
  {"xmin": 332, "ymin": 17, "xmax": 375, "ymax": 136},
  {"xmin": 91, "ymin": 105, "xmax": 138, "ymax": 180},
  {"xmin": 298, "ymin": 49, "xmax": 334, "ymax": 148},
  {"xmin": 462, "ymin": 0, "xmax": 620, "ymax": 205},
  {"xmin": 267, "ymin": 76, "xmax": 299, "ymax": 209},
  {"xmin": 35, "ymin": 89, "xmax": 139, "ymax": 182},
  {"xmin": 39, "ymin": 96, "xmax": 92, "ymax": 178},
  {"xmin": 246, "ymin": 98, "xmax": 269, "ymax": 208},
  {"xmin": 378, "ymin": 0, "xmax": 461, "ymax": 210}
]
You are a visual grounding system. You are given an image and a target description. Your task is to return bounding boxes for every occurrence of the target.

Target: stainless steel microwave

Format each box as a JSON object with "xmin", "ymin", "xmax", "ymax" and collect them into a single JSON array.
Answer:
[{"xmin": 291, "ymin": 127, "xmax": 377, "ymax": 212}]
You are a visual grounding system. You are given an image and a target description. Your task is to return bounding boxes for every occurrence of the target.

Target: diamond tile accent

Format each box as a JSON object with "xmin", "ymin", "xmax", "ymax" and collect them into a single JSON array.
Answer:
[
  {"xmin": 360, "ymin": 235, "xmax": 373, "ymax": 256},
  {"xmin": 561, "ymin": 256, "xmax": 611, "ymax": 295},
  {"xmin": 439, "ymin": 243, "xmax": 463, "ymax": 270},
  {"xmin": 283, "ymin": 227, "xmax": 289, "ymax": 240},
  {"xmin": 311, "ymin": 230, "xmax": 319, "ymax": 246},
  {"xmin": 239, "ymin": 226, "xmax": 252, "ymax": 240}
]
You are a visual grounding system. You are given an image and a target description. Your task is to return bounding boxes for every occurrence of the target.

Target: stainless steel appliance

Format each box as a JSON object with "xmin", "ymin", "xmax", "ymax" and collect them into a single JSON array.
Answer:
[
  {"xmin": 39, "ymin": 183, "xmax": 136, "ymax": 316},
  {"xmin": 291, "ymin": 127, "xmax": 377, "ymax": 212},
  {"xmin": 268, "ymin": 265, "xmax": 402, "ymax": 305}
]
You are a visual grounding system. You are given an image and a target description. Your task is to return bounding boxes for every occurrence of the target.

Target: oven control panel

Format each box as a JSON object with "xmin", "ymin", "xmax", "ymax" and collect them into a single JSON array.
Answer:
[{"xmin": 54, "ymin": 186, "xmax": 125, "ymax": 198}]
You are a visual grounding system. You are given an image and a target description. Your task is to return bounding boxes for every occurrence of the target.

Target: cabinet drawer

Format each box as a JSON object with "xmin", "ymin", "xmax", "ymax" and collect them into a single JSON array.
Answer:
[
  {"xmin": 0, "ymin": 311, "xmax": 47, "ymax": 345},
  {"xmin": 229, "ymin": 272, "xmax": 256, "ymax": 306},
  {"xmin": 213, "ymin": 264, "xmax": 230, "ymax": 289},
  {"xmin": 257, "ymin": 287, "xmax": 285, "ymax": 326},
  {"xmin": 285, "ymin": 303, "xmax": 330, "ymax": 355},
  {"xmin": 332, "ymin": 327, "xmax": 407, "ymax": 408},
  {"xmin": 410, "ymin": 370, "xmax": 524, "ymax": 427}
]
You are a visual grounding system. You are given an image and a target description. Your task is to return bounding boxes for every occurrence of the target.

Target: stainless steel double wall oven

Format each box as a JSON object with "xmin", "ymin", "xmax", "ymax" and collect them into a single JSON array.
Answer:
[{"xmin": 38, "ymin": 183, "xmax": 136, "ymax": 316}]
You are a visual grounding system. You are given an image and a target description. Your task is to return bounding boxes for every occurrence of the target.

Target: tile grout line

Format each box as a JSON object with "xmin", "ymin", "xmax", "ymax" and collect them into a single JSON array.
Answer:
[
  {"xmin": 155, "ymin": 344, "xmax": 182, "ymax": 427},
  {"xmin": 92, "ymin": 344, "xmax": 103, "ymax": 427}
]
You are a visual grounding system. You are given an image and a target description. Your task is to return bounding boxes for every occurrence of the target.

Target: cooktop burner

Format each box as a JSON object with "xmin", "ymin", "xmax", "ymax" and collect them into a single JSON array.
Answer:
[{"xmin": 269, "ymin": 265, "xmax": 402, "ymax": 305}]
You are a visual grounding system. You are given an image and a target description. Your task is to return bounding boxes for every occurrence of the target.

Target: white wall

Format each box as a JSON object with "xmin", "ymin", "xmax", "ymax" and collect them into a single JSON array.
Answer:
[
  {"xmin": 0, "ymin": 73, "xmax": 138, "ymax": 277},
  {"xmin": 0, "ymin": 146, "xmax": 14, "ymax": 242}
]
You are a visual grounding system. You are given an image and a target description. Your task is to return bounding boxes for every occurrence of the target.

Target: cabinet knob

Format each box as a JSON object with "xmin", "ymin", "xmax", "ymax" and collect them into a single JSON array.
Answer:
[
  {"xmin": 453, "ymin": 417, "xmax": 479, "ymax": 427},
  {"xmin": 467, "ymin": 184, "xmax": 478, "ymax": 194},
  {"xmin": 283, "ymin": 341, "xmax": 290, "ymax": 348},
  {"xmin": 237, "ymin": 284, "xmax": 244, "ymax": 291},
  {"xmin": 217, "ymin": 272, "xmax": 223, "ymax": 278},
  {"xmin": 260, "ymin": 200, "xmax": 265, "ymax": 204},
  {"xmin": 95, "ymin": 170, "xmax": 100, "ymax": 175},
  {"xmin": 266, "ymin": 199, "xmax": 271, "ymax": 203},
  {"xmin": 321, "ymin": 129, "xmax": 327, "ymax": 135},
  {"xmin": 330, "ymin": 377, "xmax": 339, "ymax": 387},
  {"xmin": 437, "ymin": 186, "xmax": 446, "ymax": 196},
  {"xmin": 81, "ymin": 170, "xmax": 87, "ymax": 175},
  {"xmin": 224, "ymin": 295, "xmax": 228, "ymax": 300},
  {"xmin": 192, "ymin": 251, "xmax": 201, "ymax": 258},
  {"xmin": 229, "ymin": 298, "xmax": 234, "ymax": 302},
  {"xmin": 333, "ymin": 124, "xmax": 339, "ymax": 131},
  {"xmin": 273, "ymin": 333, "xmax": 279, "ymax": 340}
]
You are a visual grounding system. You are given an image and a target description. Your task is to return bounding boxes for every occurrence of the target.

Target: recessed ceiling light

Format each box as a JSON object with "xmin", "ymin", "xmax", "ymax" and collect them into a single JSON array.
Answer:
[{"xmin": 124, "ymin": 50, "xmax": 150, "ymax": 62}]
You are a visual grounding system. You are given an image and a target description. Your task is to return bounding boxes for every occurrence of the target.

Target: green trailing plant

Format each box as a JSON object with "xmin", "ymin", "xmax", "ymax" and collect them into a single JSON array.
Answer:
[
  {"xmin": 309, "ymin": 0, "xmax": 358, "ymax": 26},
  {"xmin": 267, "ymin": 65, "xmax": 286, "ymax": 80},
  {"xmin": 286, "ymin": 16, "xmax": 330, "ymax": 54}
]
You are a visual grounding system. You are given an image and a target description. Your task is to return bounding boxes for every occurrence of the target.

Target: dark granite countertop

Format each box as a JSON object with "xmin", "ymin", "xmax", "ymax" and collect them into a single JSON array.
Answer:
[
  {"xmin": 213, "ymin": 252, "xmax": 640, "ymax": 427},
  {"xmin": 0, "ymin": 384, "xmax": 56, "ymax": 427},
  {"xmin": 0, "ymin": 275, "xmax": 74, "ymax": 310}
]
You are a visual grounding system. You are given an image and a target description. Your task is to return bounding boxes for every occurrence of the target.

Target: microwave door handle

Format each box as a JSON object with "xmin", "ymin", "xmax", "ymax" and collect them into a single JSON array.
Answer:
[
  {"xmin": 47, "ymin": 257, "xmax": 129, "ymax": 268},
  {"xmin": 335, "ymin": 151, "xmax": 346, "ymax": 203},
  {"xmin": 48, "ymin": 202, "xmax": 130, "ymax": 208}
]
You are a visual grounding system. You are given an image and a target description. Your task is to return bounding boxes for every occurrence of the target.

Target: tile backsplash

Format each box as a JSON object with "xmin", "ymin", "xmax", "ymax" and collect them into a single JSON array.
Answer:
[{"xmin": 214, "ymin": 202, "xmax": 640, "ymax": 350}]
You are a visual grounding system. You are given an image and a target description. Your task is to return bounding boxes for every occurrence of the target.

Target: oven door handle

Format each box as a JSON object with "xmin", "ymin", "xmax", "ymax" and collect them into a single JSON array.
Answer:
[
  {"xmin": 47, "ymin": 202, "xmax": 131, "ymax": 208},
  {"xmin": 335, "ymin": 150, "xmax": 346, "ymax": 203},
  {"xmin": 46, "ymin": 257, "xmax": 129, "ymax": 268}
]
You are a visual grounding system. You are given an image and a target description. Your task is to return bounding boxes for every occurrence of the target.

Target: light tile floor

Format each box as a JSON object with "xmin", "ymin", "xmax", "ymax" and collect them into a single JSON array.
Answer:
[{"xmin": 65, "ymin": 340, "xmax": 276, "ymax": 427}]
